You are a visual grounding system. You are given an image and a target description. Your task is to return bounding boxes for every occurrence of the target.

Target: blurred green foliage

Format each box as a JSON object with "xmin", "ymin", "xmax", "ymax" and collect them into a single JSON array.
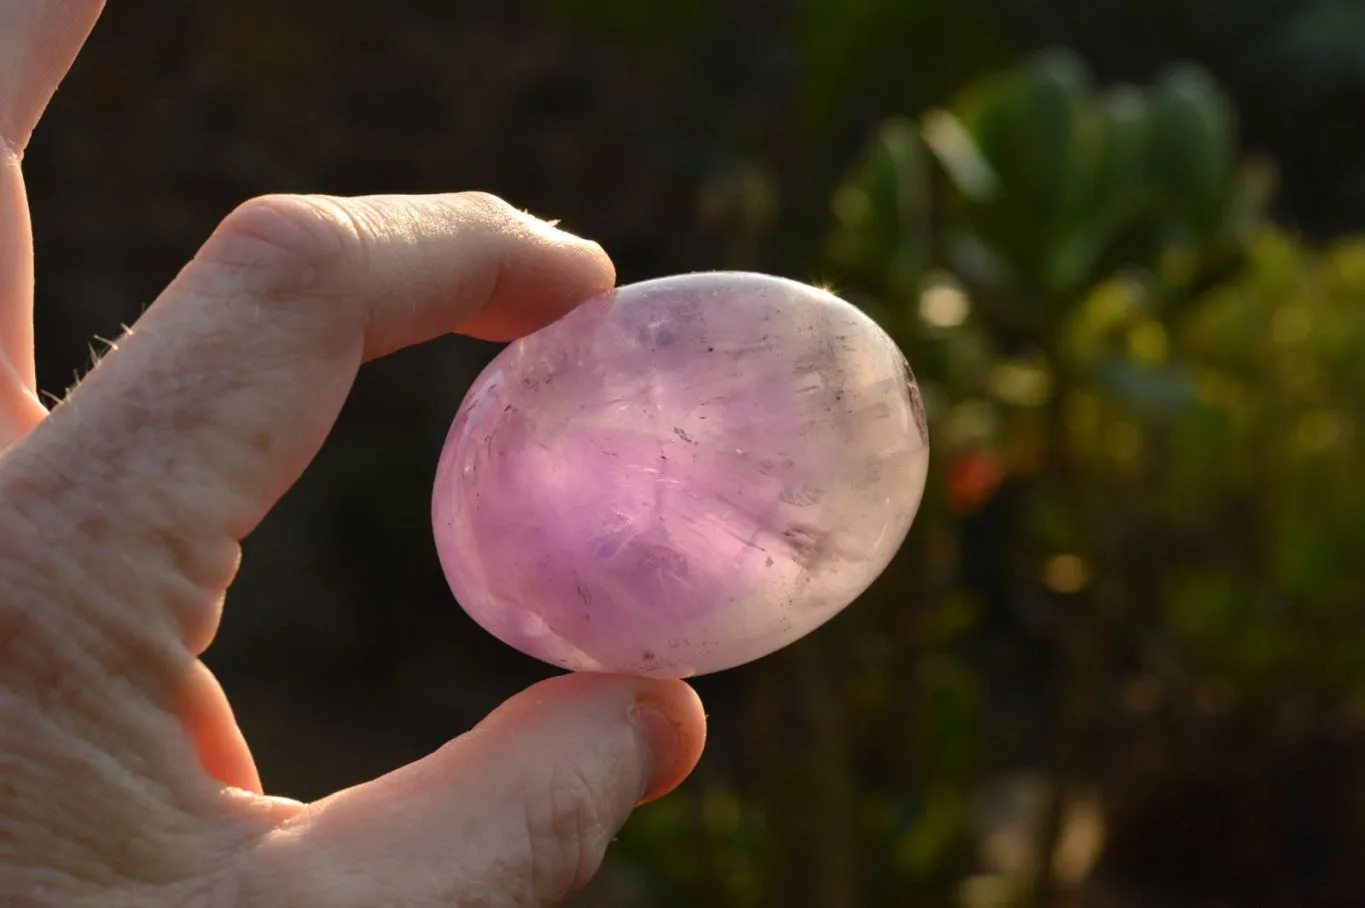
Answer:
[
  {"xmin": 608, "ymin": 47, "xmax": 1365, "ymax": 908},
  {"xmin": 30, "ymin": 2, "xmax": 1365, "ymax": 906},
  {"xmin": 795, "ymin": 0, "xmax": 1014, "ymax": 129},
  {"xmin": 1124, "ymin": 0, "xmax": 1365, "ymax": 235}
]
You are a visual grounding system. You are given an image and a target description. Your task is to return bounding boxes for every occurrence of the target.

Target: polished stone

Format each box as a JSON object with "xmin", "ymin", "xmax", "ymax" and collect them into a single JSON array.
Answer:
[{"xmin": 433, "ymin": 272, "xmax": 929, "ymax": 677}]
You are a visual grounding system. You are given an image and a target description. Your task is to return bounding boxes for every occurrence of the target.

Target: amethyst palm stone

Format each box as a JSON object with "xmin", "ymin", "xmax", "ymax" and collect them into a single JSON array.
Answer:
[{"xmin": 433, "ymin": 272, "xmax": 929, "ymax": 678}]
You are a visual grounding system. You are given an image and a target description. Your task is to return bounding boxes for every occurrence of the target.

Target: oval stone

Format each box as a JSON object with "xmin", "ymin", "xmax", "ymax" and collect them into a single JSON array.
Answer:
[{"xmin": 432, "ymin": 271, "xmax": 929, "ymax": 677}]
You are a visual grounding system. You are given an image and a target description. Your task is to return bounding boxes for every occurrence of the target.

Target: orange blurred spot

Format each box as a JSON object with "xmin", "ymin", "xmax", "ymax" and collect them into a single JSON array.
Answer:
[{"xmin": 948, "ymin": 449, "xmax": 1003, "ymax": 514}]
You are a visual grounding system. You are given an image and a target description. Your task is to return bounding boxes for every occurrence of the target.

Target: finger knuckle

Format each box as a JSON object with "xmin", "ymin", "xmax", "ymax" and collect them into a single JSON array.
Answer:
[{"xmin": 196, "ymin": 194, "xmax": 367, "ymax": 295}]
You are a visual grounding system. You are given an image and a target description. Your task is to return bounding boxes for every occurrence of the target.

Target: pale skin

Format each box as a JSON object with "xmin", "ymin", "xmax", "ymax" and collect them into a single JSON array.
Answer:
[{"xmin": 0, "ymin": 3, "xmax": 708, "ymax": 905}]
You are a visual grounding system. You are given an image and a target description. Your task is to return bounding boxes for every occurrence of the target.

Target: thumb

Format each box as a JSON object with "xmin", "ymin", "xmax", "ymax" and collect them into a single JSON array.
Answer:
[{"xmin": 244, "ymin": 674, "xmax": 706, "ymax": 907}]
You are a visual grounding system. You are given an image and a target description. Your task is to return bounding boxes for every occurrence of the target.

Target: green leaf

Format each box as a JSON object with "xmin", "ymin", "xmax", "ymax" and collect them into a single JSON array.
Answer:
[
  {"xmin": 827, "ymin": 118, "xmax": 933, "ymax": 296},
  {"xmin": 1148, "ymin": 65, "xmax": 1237, "ymax": 231},
  {"xmin": 1097, "ymin": 85, "xmax": 1152, "ymax": 199},
  {"xmin": 969, "ymin": 49, "xmax": 1099, "ymax": 228}
]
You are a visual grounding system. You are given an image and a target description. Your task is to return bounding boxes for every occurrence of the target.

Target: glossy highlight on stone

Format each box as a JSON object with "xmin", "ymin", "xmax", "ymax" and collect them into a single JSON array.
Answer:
[{"xmin": 432, "ymin": 272, "xmax": 929, "ymax": 678}]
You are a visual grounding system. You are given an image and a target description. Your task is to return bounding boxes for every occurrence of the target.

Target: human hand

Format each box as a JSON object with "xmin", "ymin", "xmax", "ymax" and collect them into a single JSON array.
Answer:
[{"xmin": 0, "ymin": 3, "xmax": 706, "ymax": 906}]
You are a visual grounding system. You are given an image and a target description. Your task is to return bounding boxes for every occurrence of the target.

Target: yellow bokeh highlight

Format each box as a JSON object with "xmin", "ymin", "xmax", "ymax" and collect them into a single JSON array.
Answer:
[{"xmin": 1043, "ymin": 554, "xmax": 1091, "ymax": 594}]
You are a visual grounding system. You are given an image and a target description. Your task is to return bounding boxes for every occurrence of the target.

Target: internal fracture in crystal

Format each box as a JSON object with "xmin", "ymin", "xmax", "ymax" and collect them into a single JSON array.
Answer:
[{"xmin": 433, "ymin": 272, "xmax": 929, "ymax": 678}]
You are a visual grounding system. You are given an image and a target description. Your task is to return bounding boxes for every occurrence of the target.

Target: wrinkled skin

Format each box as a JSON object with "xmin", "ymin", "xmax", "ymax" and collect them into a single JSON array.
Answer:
[{"xmin": 0, "ymin": 3, "xmax": 706, "ymax": 906}]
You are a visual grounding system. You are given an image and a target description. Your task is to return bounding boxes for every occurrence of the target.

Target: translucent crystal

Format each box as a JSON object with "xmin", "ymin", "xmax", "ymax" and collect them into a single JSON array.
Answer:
[{"xmin": 432, "ymin": 272, "xmax": 929, "ymax": 678}]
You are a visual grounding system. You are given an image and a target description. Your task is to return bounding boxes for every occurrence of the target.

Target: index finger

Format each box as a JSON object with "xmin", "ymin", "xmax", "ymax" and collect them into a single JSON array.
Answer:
[
  {"xmin": 0, "ymin": 191, "xmax": 613, "ymax": 670},
  {"xmin": 0, "ymin": 0, "xmax": 106, "ymax": 433},
  {"xmin": 0, "ymin": 0, "xmax": 105, "ymax": 148}
]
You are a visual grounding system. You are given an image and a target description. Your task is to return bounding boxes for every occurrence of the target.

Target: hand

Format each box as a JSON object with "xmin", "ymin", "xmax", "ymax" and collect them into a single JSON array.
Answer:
[{"xmin": 0, "ymin": 3, "xmax": 706, "ymax": 906}]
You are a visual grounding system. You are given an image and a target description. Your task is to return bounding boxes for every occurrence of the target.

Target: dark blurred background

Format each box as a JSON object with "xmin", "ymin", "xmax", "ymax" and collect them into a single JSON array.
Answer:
[{"xmin": 25, "ymin": 1, "xmax": 1365, "ymax": 906}]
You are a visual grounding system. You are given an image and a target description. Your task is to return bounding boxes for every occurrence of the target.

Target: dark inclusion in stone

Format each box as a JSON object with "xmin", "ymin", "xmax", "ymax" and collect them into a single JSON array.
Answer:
[{"xmin": 433, "ymin": 272, "xmax": 930, "ymax": 678}]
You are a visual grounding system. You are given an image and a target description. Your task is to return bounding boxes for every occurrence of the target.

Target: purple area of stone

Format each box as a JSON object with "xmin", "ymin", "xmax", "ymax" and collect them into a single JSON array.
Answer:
[{"xmin": 432, "ymin": 272, "xmax": 930, "ymax": 678}]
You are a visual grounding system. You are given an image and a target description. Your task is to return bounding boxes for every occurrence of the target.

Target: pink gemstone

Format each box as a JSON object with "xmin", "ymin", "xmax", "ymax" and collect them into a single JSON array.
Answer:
[{"xmin": 432, "ymin": 272, "xmax": 929, "ymax": 677}]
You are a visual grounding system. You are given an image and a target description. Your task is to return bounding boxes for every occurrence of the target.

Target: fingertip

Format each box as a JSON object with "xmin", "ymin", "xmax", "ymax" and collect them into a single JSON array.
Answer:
[
  {"xmin": 452, "ymin": 201, "xmax": 617, "ymax": 343},
  {"xmin": 479, "ymin": 672, "xmax": 705, "ymax": 803},
  {"xmin": 244, "ymin": 672, "xmax": 707, "ymax": 907}
]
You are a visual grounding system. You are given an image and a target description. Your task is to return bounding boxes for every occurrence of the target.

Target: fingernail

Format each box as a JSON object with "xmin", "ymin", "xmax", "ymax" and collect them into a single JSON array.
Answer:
[{"xmin": 634, "ymin": 700, "xmax": 683, "ymax": 804}]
